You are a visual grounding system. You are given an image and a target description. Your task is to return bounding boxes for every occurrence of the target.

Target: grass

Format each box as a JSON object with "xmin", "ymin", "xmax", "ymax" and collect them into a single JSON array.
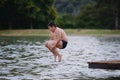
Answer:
[
  {"xmin": 66, "ymin": 29, "xmax": 120, "ymax": 36},
  {"xmin": 0, "ymin": 29, "xmax": 120, "ymax": 36},
  {"xmin": 0, "ymin": 29, "xmax": 49, "ymax": 36}
]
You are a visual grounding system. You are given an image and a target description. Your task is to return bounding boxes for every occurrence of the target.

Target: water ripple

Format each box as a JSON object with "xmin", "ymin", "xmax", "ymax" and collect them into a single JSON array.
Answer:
[{"xmin": 0, "ymin": 36, "xmax": 120, "ymax": 80}]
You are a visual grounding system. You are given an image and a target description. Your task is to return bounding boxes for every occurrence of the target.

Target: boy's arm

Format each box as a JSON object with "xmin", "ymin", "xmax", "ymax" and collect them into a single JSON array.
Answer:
[
  {"xmin": 50, "ymin": 32, "xmax": 53, "ymax": 40},
  {"xmin": 52, "ymin": 30, "xmax": 61, "ymax": 50}
]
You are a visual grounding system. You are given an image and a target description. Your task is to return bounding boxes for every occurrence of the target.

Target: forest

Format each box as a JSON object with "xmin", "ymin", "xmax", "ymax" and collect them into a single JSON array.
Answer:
[
  {"xmin": 0, "ymin": 0, "xmax": 57, "ymax": 29},
  {"xmin": 54, "ymin": 0, "xmax": 120, "ymax": 29},
  {"xmin": 0, "ymin": 0, "xmax": 120, "ymax": 29}
]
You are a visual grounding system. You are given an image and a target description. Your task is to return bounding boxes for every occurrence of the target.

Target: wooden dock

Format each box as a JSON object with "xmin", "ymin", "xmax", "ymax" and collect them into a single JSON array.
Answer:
[{"xmin": 87, "ymin": 60, "xmax": 120, "ymax": 70}]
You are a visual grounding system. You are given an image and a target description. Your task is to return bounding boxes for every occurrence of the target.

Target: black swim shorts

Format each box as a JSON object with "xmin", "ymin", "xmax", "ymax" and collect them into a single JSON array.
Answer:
[{"xmin": 61, "ymin": 40, "xmax": 68, "ymax": 49}]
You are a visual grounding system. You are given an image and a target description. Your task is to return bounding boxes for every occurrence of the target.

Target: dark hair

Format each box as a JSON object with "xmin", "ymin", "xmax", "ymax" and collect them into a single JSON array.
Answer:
[{"xmin": 48, "ymin": 22, "xmax": 56, "ymax": 27}]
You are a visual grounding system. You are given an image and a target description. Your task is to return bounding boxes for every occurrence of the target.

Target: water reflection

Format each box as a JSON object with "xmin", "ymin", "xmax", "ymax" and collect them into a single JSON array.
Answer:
[{"xmin": 0, "ymin": 36, "xmax": 120, "ymax": 80}]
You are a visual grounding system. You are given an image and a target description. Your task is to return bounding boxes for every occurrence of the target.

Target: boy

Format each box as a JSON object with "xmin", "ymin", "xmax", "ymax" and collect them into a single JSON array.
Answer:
[{"xmin": 45, "ymin": 22, "xmax": 68, "ymax": 62}]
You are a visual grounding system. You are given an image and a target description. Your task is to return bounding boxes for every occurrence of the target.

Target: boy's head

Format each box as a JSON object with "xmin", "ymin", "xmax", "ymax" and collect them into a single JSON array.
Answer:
[{"xmin": 48, "ymin": 22, "xmax": 56, "ymax": 32}]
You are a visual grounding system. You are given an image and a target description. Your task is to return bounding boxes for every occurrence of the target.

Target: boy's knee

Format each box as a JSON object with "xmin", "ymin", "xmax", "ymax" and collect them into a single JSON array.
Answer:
[
  {"xmin": 45, "ymin": 41, "xmax": 51, "ymax": 48},
  {"xmin": 45, "ymin": 42, "xmax": 48, "ymax": 48},
  {"xmin": 45, "ymin": 41, "xmax": 53, "ymax": 50}
]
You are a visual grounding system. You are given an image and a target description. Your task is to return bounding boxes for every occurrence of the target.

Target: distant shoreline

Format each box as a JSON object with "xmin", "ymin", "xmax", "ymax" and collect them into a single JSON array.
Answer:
[{"xmin": 0, "ymin": 29, "xmax": 120, "ymax": 37}]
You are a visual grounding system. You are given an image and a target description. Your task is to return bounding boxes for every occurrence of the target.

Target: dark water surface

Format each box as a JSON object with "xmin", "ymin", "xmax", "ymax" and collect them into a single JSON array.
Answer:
[{"xmin": 0, "ymin": 36, "xmax": 120, "ymax": 80}]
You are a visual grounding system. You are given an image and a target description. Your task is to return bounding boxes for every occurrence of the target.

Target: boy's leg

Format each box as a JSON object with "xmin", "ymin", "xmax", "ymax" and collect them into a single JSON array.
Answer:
[
  {"xmin": 50, "ymin": 41, "xmax": 63, "ymax": 62},
  {"xmin": 45, "ymin": 41, "xmax": 59, "ymax": 61},
  {"xmin": 51, "ymin": 48, "xmax": 62, "ymax": 62},
  {"xmin": 55, "ymin": 41, "xmax": 63, "ymax": 62},
  {"xmin": 45, "ymin": 41, "xmax": 62, "ymax": 62}
]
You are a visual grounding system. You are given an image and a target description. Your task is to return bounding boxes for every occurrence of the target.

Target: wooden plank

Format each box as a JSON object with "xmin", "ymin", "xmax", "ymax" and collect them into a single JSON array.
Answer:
[{"xmin": 87, "ymin": 60, "xmax": 120, "ymax": 70}]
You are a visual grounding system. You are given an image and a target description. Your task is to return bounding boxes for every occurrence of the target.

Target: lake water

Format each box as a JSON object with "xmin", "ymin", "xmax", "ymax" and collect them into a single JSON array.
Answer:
[{"xmin": 0, "ymin": 36, "xmax": 120, "ymax": 80}]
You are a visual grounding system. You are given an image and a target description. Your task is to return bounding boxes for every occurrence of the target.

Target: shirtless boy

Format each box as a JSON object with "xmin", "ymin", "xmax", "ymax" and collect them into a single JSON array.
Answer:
[{"xmin": 45, "ymin": 22, "xmax": 68, "ymax": 62}]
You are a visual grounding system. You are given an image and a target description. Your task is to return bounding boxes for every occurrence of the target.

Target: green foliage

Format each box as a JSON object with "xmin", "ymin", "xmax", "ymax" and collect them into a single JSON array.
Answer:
[
  {"xmin": 76, "ymin": 0, "xmax": 120, "ymax": 29},
  {"xmin": 76, "ymin": 2, "xmax": 104, "ymax": 29},
  {"xmin": 96, "ymin": 0, "xmax": 120, "ymax": 29},
  {"xmin": 0, "ymin": 0, "xmax": 57, "ymax": 29},
  {"xmin": 0, "ymin": 0, "xmax": 120, "ymax": 29},
  {"xmin": 54, "ymin": 0, "xmax": 120, "ymax": 29},
  {"xmin": 54, "ymin": 0, "xmax": 97, "ymax": 29},
  {"xmin": 54, "ymin": 0, "xmax": 93, "ymax": 15},
  {"xmin": 55, "ymin": 14, "xmax": 76, "ymax": 29}
]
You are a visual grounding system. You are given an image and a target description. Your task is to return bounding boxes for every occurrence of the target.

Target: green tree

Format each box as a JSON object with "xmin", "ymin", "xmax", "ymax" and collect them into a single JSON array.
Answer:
[
  {"xmin": 76, "ymin": 2, "xmax": 102, "ymax": 29},
  {"xmin": 36, "ymin": 0, "xmax": 57, "ymax": 28},
  {"xmin": 0, "ymin": 0, "xmax": 18, "ymax": 29},
  {"xmin": 96, "ymin": 0, "xmax": 120, "ymax": 29},
  {"xmin": 54, "ymin": 0, "xmax": 95, "ymax": 29},
  {"xmin": 0, "ymin": 0, "xmax": 57, "ymax": 29},
  {"xmin": 76, "ymin": 0, "xmax": 120, "ymax": 29},
  {"xmin": 15, "ymin": 0, "xmax": 40, "ymax": 29},
  {"xmin": 55, "ymin": 14, "xmax": 76, "ymax": 29}
]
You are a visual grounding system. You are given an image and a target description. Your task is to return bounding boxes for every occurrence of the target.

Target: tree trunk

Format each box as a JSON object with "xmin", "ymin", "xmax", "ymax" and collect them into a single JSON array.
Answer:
[
  {"xmin": 115, "ymin": 8, "xmax": 119, "ymax": 30},
  {"xmin": 30, "ymin": 19, "xmax": 33, "ymax": 29},
  {"xmin": 9, "ymin": 22, "xmax": 12, "ymax": 30}
]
